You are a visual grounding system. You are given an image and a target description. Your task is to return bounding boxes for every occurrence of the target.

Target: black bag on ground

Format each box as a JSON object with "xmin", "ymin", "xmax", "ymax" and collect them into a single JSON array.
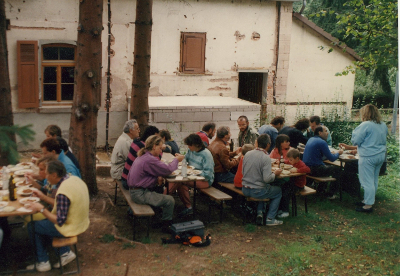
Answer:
[{"xmin": 161, "ymin": 220, "xmax": 211, "ymax": 247}]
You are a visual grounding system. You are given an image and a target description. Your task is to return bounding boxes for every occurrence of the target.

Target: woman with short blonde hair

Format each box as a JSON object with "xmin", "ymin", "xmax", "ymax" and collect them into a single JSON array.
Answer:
[{"xmin": 351, "ymin": 104, "xmax": 387, "ymax": 213}]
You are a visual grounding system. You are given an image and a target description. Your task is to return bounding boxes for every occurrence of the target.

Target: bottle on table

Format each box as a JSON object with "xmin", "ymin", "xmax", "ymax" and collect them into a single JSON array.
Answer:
[
  {"xmin": 229, "ymin": 139, "xmax": 234, "ymax": 152},
  {"xmin": 181, "ymin": 158, "xmax": 188, "ymax": 177},
  {"xmin": 9, "ymin": 175, "xmax": 16, "ymax": 201},
  {"xmin": 280, "ymin": 155, "xmax": 285, "ymax": 170}
]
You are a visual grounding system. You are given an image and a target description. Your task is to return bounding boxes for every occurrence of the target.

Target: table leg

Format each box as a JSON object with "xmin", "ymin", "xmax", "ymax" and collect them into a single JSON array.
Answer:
[
  {"xmin": 340, "ymin": 161, "xmax": 343, "ymax": 201},
  {"xmin": 192, "ymin": 181, "xmax": 197, "ymax": 220}
]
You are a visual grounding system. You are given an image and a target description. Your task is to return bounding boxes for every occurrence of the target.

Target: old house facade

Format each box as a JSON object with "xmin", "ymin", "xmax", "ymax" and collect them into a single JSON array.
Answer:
[{"xmin": 5, "ymin": 0, "xmax": 359, "ymax": 148}]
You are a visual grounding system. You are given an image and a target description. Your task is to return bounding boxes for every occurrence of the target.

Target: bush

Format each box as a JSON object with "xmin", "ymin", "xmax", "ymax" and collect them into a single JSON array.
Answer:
[{"xmin": 323, "ymin": 121, "xmax": 361, "ymax": 146}]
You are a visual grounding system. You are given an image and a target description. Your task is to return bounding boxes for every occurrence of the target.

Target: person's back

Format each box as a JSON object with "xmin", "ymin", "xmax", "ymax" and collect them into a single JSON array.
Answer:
[
  {"xmin": 242, "ymin": 149, "xmax": 275, "ymax": 189},
  {"xmin": 58, "ymin": 151, "xmax": 81, "ymax": 178},
  {"xmin": 258, "ymin": 125, "xmax": 278, "ymax": 152},
  {"xmin": 111, "ymin": 133, "xmax": 133, "ymax": 179}
]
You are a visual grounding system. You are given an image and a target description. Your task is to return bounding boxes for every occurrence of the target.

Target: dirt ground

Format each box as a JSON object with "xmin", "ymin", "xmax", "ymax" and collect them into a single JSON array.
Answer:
[{"xmin": 1, "ymin": 151, "xmax": 291, "ymax": 276}]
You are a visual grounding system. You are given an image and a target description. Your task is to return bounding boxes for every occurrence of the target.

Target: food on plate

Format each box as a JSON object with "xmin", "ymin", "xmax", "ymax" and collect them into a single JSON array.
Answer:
[
  {"xmin": 23, "ymin": 189, "xmax": 33, "ymax": 194},
  {"xmin": 190, "ymin": 170, "xmax": 201, "ymax": 175},
  {"xmin": 0, "ymin": 202, "xmax": 8, "ymax": 209},
  {"xmin": 281, "ymin": 170, "xmax": 291, "ymax": 175},
  {"xmin": 19, "ymin": 197, "xmax": 40, "ymax": 204},
  {"xmin": 187, "ymin": 175, "xmax": 197, "ymax": 180},
  {"xmin": 16, "ymin": 181, "xmax": 32, "ymax": 187},
  {"xmin": 14, "ymin": 169, "xmax": 33, "ymax": 176},
  {"xmin": 3, "ymin": 206, "xmax": 15, "ymax": 212},
  {"xmin": 283, "ymin": 164, "xmax": 293, "ymax": 170}
]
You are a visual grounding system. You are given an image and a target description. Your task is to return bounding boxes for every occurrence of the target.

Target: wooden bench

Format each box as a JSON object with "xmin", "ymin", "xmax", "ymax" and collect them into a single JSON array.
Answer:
[
  {"xmin": 217, "ymin": 182, "xmax": 270, "ymax": 224},
  {"xmin": 198, "ymin": 187, "xmax": 232, "ymax": 223},
  {"xmin": 291, "ymin": 186, "xmax": 317, "ymax": 217},
  {"xmin": 53, "ymin": 236, "xmax": 79, "ymax": 274},
  {"xmin": 115, "ymin": 180, "xmax": 155, "ymax": 240}
]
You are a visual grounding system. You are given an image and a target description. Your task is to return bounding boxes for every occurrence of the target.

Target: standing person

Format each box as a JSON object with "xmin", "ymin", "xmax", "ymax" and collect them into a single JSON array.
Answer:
[
  {"xmin": 258, "ymin": 116, "xmax": 285, "ymax": 153},
  {"xmin": 110, "ymin": 120, "xmax": 140, "ymax": 181},
  {"xmin": 159, "ymin": 129, "xmax": 180, "ymax": 155},
  {"xmin": 237, "ymin": 115, "xmax": 259, "ymax": 147},
  {"xmin": 40, "ymin": 138, "xmax": 81, "ymax": 178},
  {"xmin": 269, "ymin": 134, "xmax": 291, "ymax": 160},
  {"xmin": 127, "ymin": 136, "xmax": 185, "ymax": 232},
  {"xmin": 307, "ymin": 116, "xmax": 332, "ymax": 146},
  {"xmin": 26, "ymin": 160, "xmax": 90, "ymax": 272},
  {"xmin": 208, "ymin": 126, "xmax": 241, "ymax": 183},
  {"xmin": 303, "ymin": 126, "xmax": 343, "ymax": 198},
  {"xmin": 121, "ymin": 126, "xmax": 159, "ymax": 189},
  {"xmin": 242, "ymin": 134, "xmax": 283, "ymax": 226},
  {"xmin": 351, "ymin": 104, "xmax": 387, "ymax": 213},
  {"xmin": 165, "ymin": 134, "xmax": 215, "ymax": 217},
  {"xmin": 197, "ymin": 122, "xmax": 216, "ymax": 147},
  {"xmin": 279, "ymin": 118, "xmax": 310, "ymax": 149}
]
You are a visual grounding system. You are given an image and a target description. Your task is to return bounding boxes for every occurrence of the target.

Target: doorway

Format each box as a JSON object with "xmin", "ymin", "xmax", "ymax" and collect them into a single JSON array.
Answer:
[{"xmin": 238, "ymin": 72, "xmax": 266, "ymax": 104}]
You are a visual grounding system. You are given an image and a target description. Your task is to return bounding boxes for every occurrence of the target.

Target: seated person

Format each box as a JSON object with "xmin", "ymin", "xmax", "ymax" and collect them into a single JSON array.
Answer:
[
  {"xmin": 56, "ymin": 137, "xmax": 81, "ymax": 171},
  {"xmin": 279, "ymin": 118, "xmax": 309, "ymax": 149},
  {"xmin": 26, "ymin": 160, "xmax": 90, "ymax": 272},
  {"xmin": 32, "ymin": 125, "xmax": 63, "ymax": 159},
  {"xmin": 127, "ymin": 135, "xmax": 185, "ymax": 232},
  {"xmin": 269, "ymin": 134, "xmax": 291, "ymax": 161},
  {"xmin": 160, "ymin": 129, "xmax": 180, "ymax": 155},
  {"xmin": 208, "ymin": 126, "xmax": 241, "ymax": 183},
  {"xmin": 110, "ymin": 120, "xmax": 140, "ymax": 181},
  {"xmin": 197, "ymin": 122, "xmax": 216, "ymax": 147},
  {"xmin": 237, "ymin": 115, "xmax": 259, "ymax": 146},
  {"xmin": 40, "ymin": 138, "xmax": 81, "ymax": 178},
  {"xmin": 121, "ymin": 125, "xmax": 159, "ymax": 189},
  {"xmin": 26, "ymin": 155, "xmax": 54, "ymax": 188},
  {"xmin": 258, "ymin": 116, "xmax": 285, "ymax": 153},
  {"xmin": 234, "ymin": 144, "xmax": 254, "ymax": 189},
  {"xmin": 308, "ymin": 115, "xmax": 332, "ymax": 146},
  {"xmin": 277, "ymin": 149, "xmax": 311, "ymax": 218},
  {"xmin": 303, "ymin": 126, "xmax": 343, "ymax": 199},
  {"xmin": 165, "ymin": 134, "xmax": 214, "ymax": 217},
  {"xmin": 241, "ymin": 134, "xmax": 283, "ymax": 226}
]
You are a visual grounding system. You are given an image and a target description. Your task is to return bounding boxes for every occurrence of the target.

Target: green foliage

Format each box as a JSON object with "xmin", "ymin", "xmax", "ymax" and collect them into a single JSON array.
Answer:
[
  {"xmin": 244, "ymin": 224, "xmax": 256, "ymax": 232},
  {"xmin": 386, "ymin": 135, "xmax": 399, "ymax": 165},
  {"xmin": 0, "ymin": 125, "xmax": 35, "ymax": 164},
  {"xmin": 324, "ymin": 121, "xmax": 361, "ymax": 146},
  {"xmin": 99, "ymin": 234, "xmax": 115, "ymax": 243}
]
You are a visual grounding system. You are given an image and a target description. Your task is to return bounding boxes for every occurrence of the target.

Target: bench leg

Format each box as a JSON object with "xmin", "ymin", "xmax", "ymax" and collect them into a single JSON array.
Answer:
[
  {"xmin": 114, "ymin": 182, "xmax": 118, "ymax": 205},
  {"xmin": 133, "ymin": 217, "xmax": 136, "ymax": 241},
  {"xmin": 291, "ymin": 194, "xmax": 297, "ymax": 217},
  {"xmin": 219, "ymin": 201, "xmax": 224, "ymax": 223},
  {"xmin": 304, "ymin": 196, "xmax": 308, "ymax": 213},
  {"xmin": 146, "ymin": 217, "xmax": 150, "ymax": 239}
]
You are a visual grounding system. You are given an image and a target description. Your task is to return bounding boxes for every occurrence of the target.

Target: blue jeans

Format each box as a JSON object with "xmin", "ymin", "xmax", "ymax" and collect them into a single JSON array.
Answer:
[
  {"xmin": 358, "ymin": 153, "xmax": 385, "ymax": 205},
  {"xmin": 242, "ymin": 185, "xmax": 282, "ymax": 219},
  {"xmin": 27, "ymin": 220, "xmax": 70, "ymax": 262},
  {"xmin": 121, "ymin": 179, "xmax": 129, "ymax": 190},
  {"xmin": 215, "ymin": 172, "xmax": 235, "ymax": 183}
]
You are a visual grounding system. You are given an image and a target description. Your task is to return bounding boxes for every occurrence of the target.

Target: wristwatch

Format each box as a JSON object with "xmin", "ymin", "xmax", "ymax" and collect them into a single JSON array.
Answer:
[{"xmin": 40, "ymin": 207, "xmax": 45, "ymax": 213}]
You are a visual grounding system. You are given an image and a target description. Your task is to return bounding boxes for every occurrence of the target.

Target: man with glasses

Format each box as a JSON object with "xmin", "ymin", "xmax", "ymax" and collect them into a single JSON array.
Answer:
[
  {"xmin": 208, "ymin": 126, "xmax": 241, "ymax": 183},
  {"xmin": 110, "ymin": 120, "xmax": 140, "ymax": 181}
]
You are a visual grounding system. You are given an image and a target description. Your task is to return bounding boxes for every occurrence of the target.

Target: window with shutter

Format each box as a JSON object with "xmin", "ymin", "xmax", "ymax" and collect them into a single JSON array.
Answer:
[
  {"xmin": 180, "ymin": 32, "xmax": 206, "ymax": 74},
  {"xmin": 17, "ymin": 41, "xmax": 39, "ymax": 108}
]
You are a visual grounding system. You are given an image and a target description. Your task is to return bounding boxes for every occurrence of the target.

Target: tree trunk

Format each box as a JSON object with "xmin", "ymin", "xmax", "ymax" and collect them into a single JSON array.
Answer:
[
  {"xmin": 130, "ymin": 0, "xmax": 153, "ymax": 132},
  {"xmin": 69, "ymin": 0, "xmax": 103, "ymax": 195},
  {"xmin": 0, "ymin": 0, "xmax": 16, "ymax": 166}
]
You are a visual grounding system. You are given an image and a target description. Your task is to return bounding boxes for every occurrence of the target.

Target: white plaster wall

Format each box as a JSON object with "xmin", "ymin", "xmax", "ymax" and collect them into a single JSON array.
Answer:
[{"xmin": 287, "ymin": 18, "xmax": 356, "ymax": 109}]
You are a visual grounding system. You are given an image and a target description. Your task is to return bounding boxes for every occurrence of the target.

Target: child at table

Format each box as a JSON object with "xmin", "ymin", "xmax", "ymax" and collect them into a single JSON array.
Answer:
[
  {"xmin": 234, "ymin": 144, "xmax": 254, "ymax": 189},
  {"xmin": 270, "ymin": 134, "xmax": 291, "ymax": 162},
  {"xmin": 277, "ymin": 148, "xmax": 310, "ymax": 218}
]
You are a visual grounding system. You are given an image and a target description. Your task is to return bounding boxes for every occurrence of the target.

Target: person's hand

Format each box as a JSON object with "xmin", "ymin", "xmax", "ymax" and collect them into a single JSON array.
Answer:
[
  {"xmin": 338, "ymin": 143, "xmax": 349, "ymax": 150},
  {"xmin": 235, "ymin": 147, "xmax": 242, "ymax": 155},
  {"xmin": 338, "ymin": 150, "xmax": 344, "ymax": 155},
  {"xmin": 174, "ymin": 153, "xmax": 185, "ymax": 162},
  {"xmin": 26, "ymin": 202, "xmax": 44, "ymax": 212},
  {"xmin": 289, "ymin": 168, "xmax": 298, "ymax": 173},
  {"xmin": 350, "ymin": 150, "xmax": 357, "ymax": 155},
  {"xmin": 32, "ymin": 189, "xmax": 45, "ymax": 200},
  {"xmin": 274, "ymin": 168, "xmax": 282, "ymax": 176}
]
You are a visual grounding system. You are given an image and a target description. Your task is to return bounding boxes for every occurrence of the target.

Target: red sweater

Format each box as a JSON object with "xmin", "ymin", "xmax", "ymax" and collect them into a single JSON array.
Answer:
[
  {"xmin": 269, "ymin": 148, "xmax": 290, "ymax": 160},
  {"xmin": 285, "ymin": 159, "xmax": 310, "ymax": 188},
  {"xmin": 234, "ymin": 156, "xmax": 244, "ymax": 188}
]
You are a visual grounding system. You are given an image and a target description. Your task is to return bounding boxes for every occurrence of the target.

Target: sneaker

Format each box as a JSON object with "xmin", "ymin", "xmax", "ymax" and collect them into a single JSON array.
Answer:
[
  {"xmin": 266, "ymin": 219, "xmax": 283, "ymax": 226},
  {"xmin": 277, "ymin": 210, "xmax": 283, "ymax": 216},
  {"xmin": 355, "ymin": 206, "xmax": 373, "ymax": 213},
  {"xmin": 178, "ymin": 208, "xmax": 193, "ymax": 218},
  {"xmin": 53, "ymin": 251, "xmax": 76, "ymax": 269},
  {"xmin": 26, "ymin": 261, "xmax": 51, "ymax": 272},
  {"xmin": 355, "ymin": 201, "xmax": 365, "ymax": 207},
  {"xmin": 327, "ymin": 194, "xmax": 338, "ymax": 200},
  {"xmin": 277, "ymin": 212, "xmax": 289, "ymax": 218},
  {"xmin": 256, "ymin": 214, "xmax": 263, "ymax": 226}
]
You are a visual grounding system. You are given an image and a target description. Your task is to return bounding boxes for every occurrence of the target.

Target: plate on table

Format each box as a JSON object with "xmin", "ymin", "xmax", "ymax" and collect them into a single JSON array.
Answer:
[
  {"xmin": 19, "ymin": 197, "xmax": 40, "ymax": 204},
  {"xmin": 283, "ymin": 164, "xmax": 293, "ymax": 170},
  {"xmin": 190, "ymin": 170, "xmax": 202, "ymax": 175},
  {"xmin": 0, "ymin": 201, "xmax": 8, "ymax": 210},
  {"xmin": 344, "ymin": 150, "xmax": 355, "ymax": 155},
  {"xmin": 16, "ymin": 180, "xmax": 32, "ymax": 188},
  {"xmin": 281, "ymin": 170, "xmax": 291, "ymax": 175},
  {"xmin": 8, "ymin": 166, "xmax": 24, "ymax": 172},
  {"xmin": 169, "ymin": 170, "xmax": 181, "ymax": 177},
  {"xmin": 14, "ymin": 169, "xmax": 33, "ymax": 176},
  {"xmin": 17, "ymin": 162, "xmax": 33, "ymax": 167},
  {"xmin": 270, "ymin": 158, "xmax": 277, "ymax": 163},
  {"xmin": 2, "ymin": 206, "xmax": 15, "ymax": 212},
  {"xmin": 17, "ymin": 188, "xmax": 36, "ymax": 196},
  {"xmin": 340, "ymin": 154, "xmax": 357, "ymax": 160}
]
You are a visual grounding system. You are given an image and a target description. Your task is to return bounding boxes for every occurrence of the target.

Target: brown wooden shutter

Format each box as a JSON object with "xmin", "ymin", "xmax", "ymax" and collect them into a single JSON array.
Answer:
[
  {"xmin": 180, "ymin": 33, "xmax": 206, "ymax": 74},
  {"xmin": 17, "ymin": 41, "xmax": 39, "ymax": 108}
]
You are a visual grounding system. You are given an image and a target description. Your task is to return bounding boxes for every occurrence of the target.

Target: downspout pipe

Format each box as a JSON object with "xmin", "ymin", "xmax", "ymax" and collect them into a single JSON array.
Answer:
[{"xmin": 299, "ymin": 0, "xmax": 307, "ymax": 14}]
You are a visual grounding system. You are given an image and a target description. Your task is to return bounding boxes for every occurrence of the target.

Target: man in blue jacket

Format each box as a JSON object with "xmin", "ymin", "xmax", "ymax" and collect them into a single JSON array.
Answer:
[{"xmin": 303, "ymin": 126, "xmax": 343, "ymax": 199}]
